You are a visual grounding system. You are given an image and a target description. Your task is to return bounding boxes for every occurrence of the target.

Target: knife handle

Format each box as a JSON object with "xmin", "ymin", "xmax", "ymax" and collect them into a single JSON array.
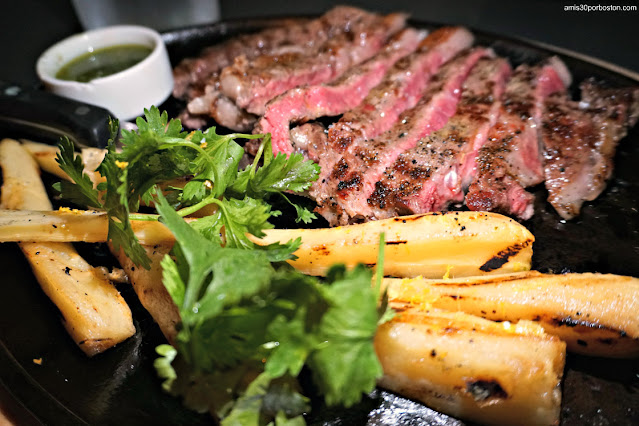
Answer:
[{"xmin": 0, "ymin": 81, "xmax": 114, "ymax": 148}]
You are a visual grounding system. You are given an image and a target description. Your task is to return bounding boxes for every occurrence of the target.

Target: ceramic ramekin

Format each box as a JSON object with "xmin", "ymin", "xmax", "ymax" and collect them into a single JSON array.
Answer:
[{"xmin": 36, "ymin": 25, "xmax": 173, "ymax": 121}]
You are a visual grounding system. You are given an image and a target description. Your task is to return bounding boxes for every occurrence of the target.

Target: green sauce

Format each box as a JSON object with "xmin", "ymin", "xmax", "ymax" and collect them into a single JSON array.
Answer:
[{"xmin": 56, "ymin": 44, "xmax": 153, "ymax": 83}]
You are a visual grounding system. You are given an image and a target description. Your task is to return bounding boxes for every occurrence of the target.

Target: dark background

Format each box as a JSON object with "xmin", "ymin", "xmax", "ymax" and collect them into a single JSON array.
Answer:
[{"xmin": 1, "ymin": 0, "xmax": 638, "ymax": 87}]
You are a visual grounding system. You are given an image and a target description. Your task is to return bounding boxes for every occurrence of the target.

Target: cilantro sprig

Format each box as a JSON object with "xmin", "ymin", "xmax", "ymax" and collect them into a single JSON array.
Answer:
[
  {"xmin": 153, "ymin": 191, "xmax": 387, "ymax": 423},
  {"xmin": 54, "ymin": 106, "xmax": 320, "ymax": 268}
]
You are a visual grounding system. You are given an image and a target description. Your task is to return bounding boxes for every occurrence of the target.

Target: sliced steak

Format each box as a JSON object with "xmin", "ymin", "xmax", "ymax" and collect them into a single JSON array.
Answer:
[
  {"xmin": 219, "ymin": 11, "xmax": 407, "ymax": 115},
  {"xmin": 316, "ymin": 48, "xmax": 490, "ymax": 225},
  {"xmin": 290, "ymin": 123, "xmax": 328, "ymax": 162},
  {"xmin": 327, "ymin": 27, "xmax": 474, "ymax": 152},
  {"xmin": 464, "ymin": 57, "xmax": 571, "ymax": 220},
  {"xmin": 187, "ymin": 89, "xmax": 258, "ymax": 132},
  {"xmin": 175, "ymin": 6, "xmax": 383, "ymax": 130},
  {"xmin": 368, "ymin": 57, "xmax": 511, "ymax": 219},
  {"xmin": 173, "ymin": 6, "xmax": 374, "ymax": 100},
  {"xmin": 309, "ymin": 27, "xmax": 474, "ymax": 223},
  {"xmin": 255, "ymin": 28, "xmax": 424, "ymax": 156},
  {"xmin": 542, "ymin": 80, "xmax": 639, "ymax": 219},
  {"xmin": 172, "ymin": 17, "xmax": 308, "ymax": 100}
]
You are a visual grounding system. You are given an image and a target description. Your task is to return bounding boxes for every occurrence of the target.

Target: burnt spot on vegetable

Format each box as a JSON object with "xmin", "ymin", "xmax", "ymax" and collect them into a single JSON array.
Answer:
[
  {"xmin": 466, "ymin": 379, "xmax": 509, "ymax": 402},
  {"xmin": 64, "ymin": 267, "xmax": 72, "ymax": 275},
  {"xmin": 549, "ymin": 316, "xmax": 607, "ymax": 329},
  {"xmin": 479, "ymin": 240, "xmax": 531, "ymax": 272},
  {"xmin": 385, "ymin": 240, "xmax": 407, "ymax": 245},
  {"xmin": 311, "ymin": 245, "xmax": 331, "ymax": 256}
]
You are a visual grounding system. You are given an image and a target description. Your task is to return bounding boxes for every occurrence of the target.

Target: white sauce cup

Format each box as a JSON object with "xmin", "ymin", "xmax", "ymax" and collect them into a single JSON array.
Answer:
[{"xmin": 36, "ymin": 25, "xmax": 174, "ymax": 121}]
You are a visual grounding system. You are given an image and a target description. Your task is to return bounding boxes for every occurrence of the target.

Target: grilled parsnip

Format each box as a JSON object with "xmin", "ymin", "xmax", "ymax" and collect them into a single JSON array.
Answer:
[
  {"xmin": 0, "ymin": 209, "xmax": 534, "ymax": 278},
  {"xmin": 251, "ymin": 211, "xmax": 534, "ymax": 278},
  {"xmin": 21, "ymin": 139, "xmax": 106, "ymax": 188},
  {"xmin": 0, "ymin": 209, "xmax": 177, "ymax": 246},
  {"xmin": 375, "ymin": 304, "xmax": 565, "ymax": 426},
  {"xmin": 384, "ymin": 271, "xmax": 639, "ymax": 358},
  {"xmin": 0, "ymin": 138, "xmax": 135, "ymax": 356},
  {"xmin": 111, "ymin": 244, "xmax": 180, "ymax": 345}
]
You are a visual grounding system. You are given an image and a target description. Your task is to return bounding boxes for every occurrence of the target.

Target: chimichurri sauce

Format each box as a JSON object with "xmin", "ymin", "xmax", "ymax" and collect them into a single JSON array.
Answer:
[{"xmin": 56, "ymin": 44, "xmax": 152, "ymax": 83}]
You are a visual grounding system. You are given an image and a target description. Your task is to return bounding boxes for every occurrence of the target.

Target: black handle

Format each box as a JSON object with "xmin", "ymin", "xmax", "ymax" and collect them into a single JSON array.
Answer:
[{"xmin": 0, "ymin": 81, "xmax": 115, "ymax": 148}]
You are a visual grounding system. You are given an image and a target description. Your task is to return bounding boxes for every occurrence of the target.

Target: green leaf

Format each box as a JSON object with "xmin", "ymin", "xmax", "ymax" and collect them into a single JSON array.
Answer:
[
  {"xmin": 97, "ymin": 144, "xmax": 151, "ymax": 269},
  {"xmin": 264, "ymin": 314, "xmax": 315, "ymax": 378},
  {"xmin": 160, "ymin": 254, "xmax": 185, "ymax": 309},
  {"xmin": 54, "ymin": 137, "xmax": 102, "ymax": 208},
  {"xmin": 293, "ymin": 204, "xmax": 317, "ymax": 224},
  {"xmin": 231, "ymin": 135, "xmax": 320, "ymax": 198},
  {"xmin": 154, "ymin": 344, "xmax": 178, "ymax": 392},
  {"xmin": 307, "ymin": 264, "xmax": 383, "ymax": 407},
  {"xmin": 221, "ymin": 371, "xmax": 272, "ymax": 426},
  {"xmin": 155, "ymin": 191, "xmax": 278, "ymax": 369}
]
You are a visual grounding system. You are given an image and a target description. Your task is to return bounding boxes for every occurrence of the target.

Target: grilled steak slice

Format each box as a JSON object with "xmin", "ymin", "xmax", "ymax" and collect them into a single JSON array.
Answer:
[
  {"xmin": 368, "ymin": 57, "xmax": 511, "ymax": 219},
  {"xmin": 327, "ymin": 27, "xmax": 474, "ymax": 153},
  {"xmin": 187, "ymin": 89, "xmax": 258, "ymax": 132},
  {"xmin": 173, "ymin": 6, "xmax": 375, "ymax": 100},
  {"xmin": 219, "ymin": 11, "xmax": 407, "ymax": 115},
  {"xmin": 580, "ymin": 77, "xmax": 639, "ymax": 131},
  {"xmin": 316, "ymin": 48, "xmax": 490, "ymax": 225},
  {"xmin": 542, "ymin": 80, "xmax": 639, "ymax": 219},
  {"xmin": 255, "ymin": 28, "xmax": 424, "ymax": 156},
  {"xmin": 465, "ymin": 57, "xmax": 571, "ymax": 220},
  {"xmin": 309, "ymin": 27, "xmax": 474, "ymax": 223},
  {"xmin": 172, "ymin": 17, "xmax": 308, "ymax": 100},
  {"xmin": 290, "ymin": 123, "xmax": 328, "ymax": 162},
  {"xmin": 175, "ymin": 6, "xmax": 384, "ymax": 129}
]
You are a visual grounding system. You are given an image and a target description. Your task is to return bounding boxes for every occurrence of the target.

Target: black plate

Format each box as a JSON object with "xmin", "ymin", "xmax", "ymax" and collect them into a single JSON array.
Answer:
[{"xmin": 1, "ymin": 17, "xmax": 639, "ymax": 426}]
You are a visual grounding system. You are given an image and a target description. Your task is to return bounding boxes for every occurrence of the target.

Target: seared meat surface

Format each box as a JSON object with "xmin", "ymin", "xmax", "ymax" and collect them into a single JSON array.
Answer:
[
  {"xmin": 310, "ymin": 27, "xmax": 474, "ymax": 224},
  {"xmin": 219, "ymin": 11, "xmax": 407, "ymax": 116},
  {"xmin": 254, "ymin": 28, "xmax": 424, "ymax": 156},
  {"xmin": 173, "ymin": 6, "xmax": 639, "ymax": 223},
  {"xmin": 316, "ymin": 48, "xmax": 490, "ymax": 225},
  {"xmin": 368, "ymin": 57, "xmax": 511, "ymax": 219},
  {"xmin": 541, "ymin": 81, "xmax": 639, "ymax": 219},
  {"xmin": 464, "ymin": 58, "xmax": 570, "ymax": 220},
  {"xmin": 174, "ymin": 6, "xmax": 385, "ymax": 130}
]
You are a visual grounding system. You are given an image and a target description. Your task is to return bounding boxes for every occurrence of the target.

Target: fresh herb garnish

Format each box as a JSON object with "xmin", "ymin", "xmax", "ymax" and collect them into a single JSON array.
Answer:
[
  {"xmin": 153, "ymin": 191, "xmax": 387, "ymax": 423},
  {"xmin": 54, "ymin": 106, "xmax": 320, "ymax": 267}
]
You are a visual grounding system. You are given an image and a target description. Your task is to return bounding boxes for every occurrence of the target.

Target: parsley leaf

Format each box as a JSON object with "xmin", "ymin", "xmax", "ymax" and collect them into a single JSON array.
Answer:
[
  {"xmin": 232, "ymin": 135, "xmax": 320, "ymax": 197},
  {"xmin": 154, "ymin": 191, "xmax": 385, "ymax": 422},
  {"xmin": 307, "ymin": 264, "xmax": 384, "ymax": 407},
  {"xmin": 54, "ymin": 107, "xmax": 320, "ymax": 268},
  {"xmin": 53, "ymin": 136, "xmax": 103, "ymax": 209}
]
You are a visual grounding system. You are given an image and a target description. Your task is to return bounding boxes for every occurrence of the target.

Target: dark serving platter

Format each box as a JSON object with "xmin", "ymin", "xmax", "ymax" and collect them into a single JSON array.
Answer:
[{"xmin": 1, "ymin": 16, "xmax": 638, "ymax": 426}]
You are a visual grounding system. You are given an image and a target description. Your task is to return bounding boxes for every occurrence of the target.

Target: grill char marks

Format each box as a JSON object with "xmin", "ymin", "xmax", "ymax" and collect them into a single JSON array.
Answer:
[
  {"xmin": 541, "ymin": 81, "xmax": 639, "ymax": 219},
  {"xmin": 317, "ymin": 48, "xmax": 490, "ymax": 225},
  {"xmin": 327, "ymin": 27, "xmax": 474, "ymax": 153},
  {"xmin": 310, "ymin": 27, "xmax": 474, "ymax": 225},
  {"xmin": 256, "ymin": 28, "xmax": 424, "ymax": 156},
  {"xmin": 219, "ymin": 11, "xmax": 408, "ymax": 116},
  {"xmin": 368, "ymin": 57, "xmax": 511, "ymax": 219},
  {"xmin": 464, "ymin": 58, "xmax": 569, "ymax": 220}
]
